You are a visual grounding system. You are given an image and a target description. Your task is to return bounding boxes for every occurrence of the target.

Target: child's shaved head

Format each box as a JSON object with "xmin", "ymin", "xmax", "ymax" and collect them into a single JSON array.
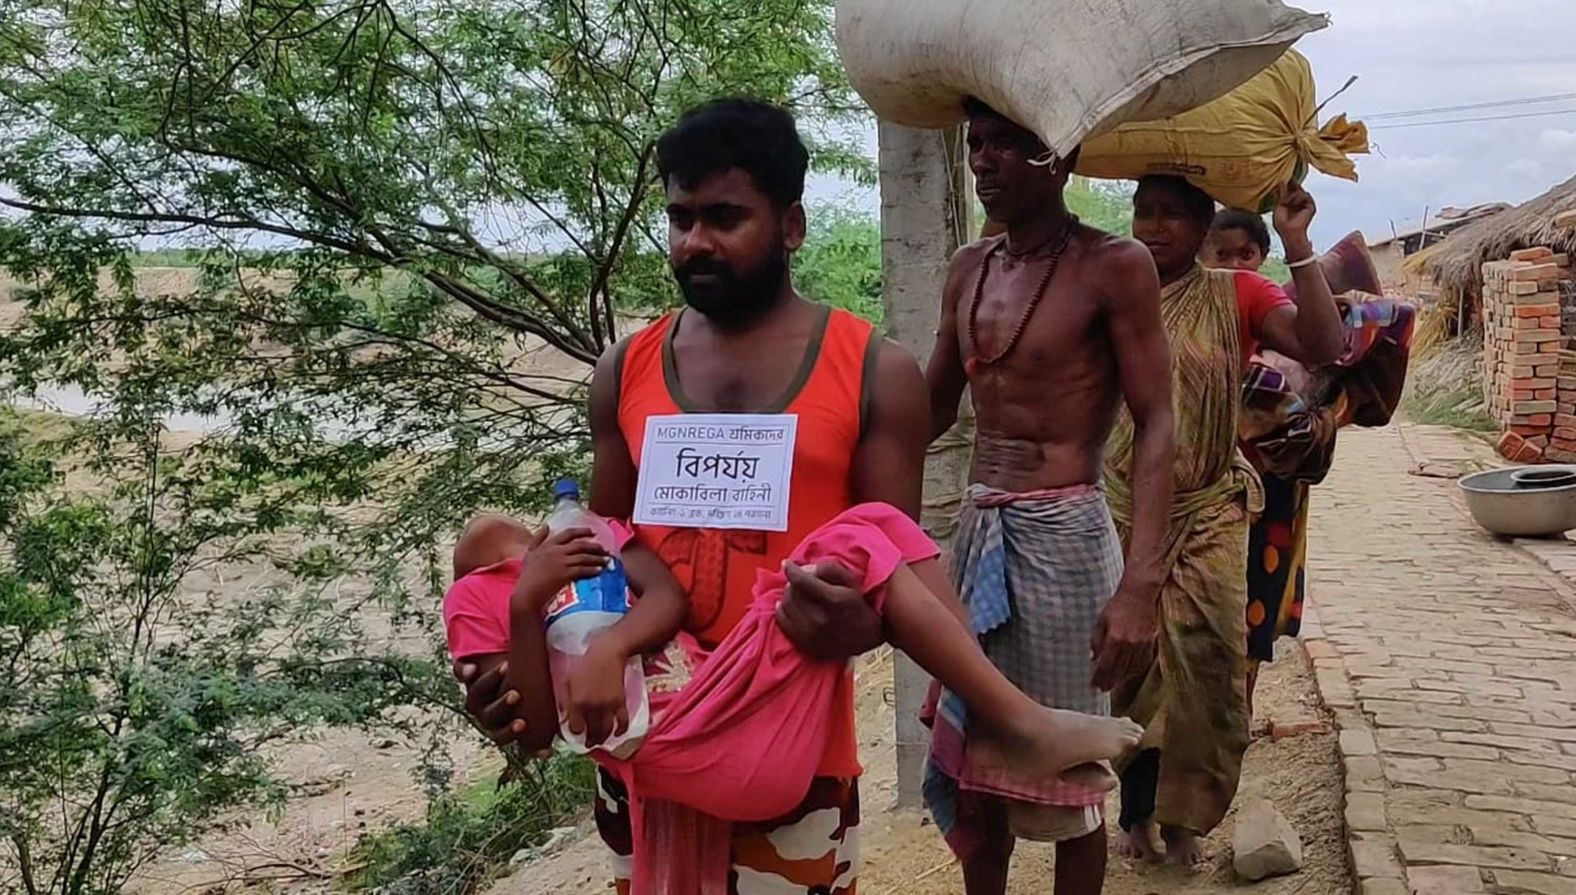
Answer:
[{"xmin": 452, "ymin": 513, "xmax": 535, "ymax": 579}]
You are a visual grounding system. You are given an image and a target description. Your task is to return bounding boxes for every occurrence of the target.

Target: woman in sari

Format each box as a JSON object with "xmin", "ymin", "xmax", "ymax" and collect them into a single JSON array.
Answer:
[
  {"xmin": 1103, "ymin": 176, "xmax": 1342, "ymax": 866},
  {"xmin": 1207, "ymin": 215, "xmax": 1416, "ymax": 722}
]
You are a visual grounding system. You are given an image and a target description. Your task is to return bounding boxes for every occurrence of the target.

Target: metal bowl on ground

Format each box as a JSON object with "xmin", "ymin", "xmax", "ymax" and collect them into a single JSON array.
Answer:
[
  {"xmin": 1512, "ymin": 467, "xmax": 1576, "ymax": 489},
  {"xmin": 1459, "ymin": 465, "xmax": 1576, "ymax": 538}
]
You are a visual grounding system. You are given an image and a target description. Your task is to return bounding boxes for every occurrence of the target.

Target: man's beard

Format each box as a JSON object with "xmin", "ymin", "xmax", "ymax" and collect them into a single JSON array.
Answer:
[{"xmin": 674, "ymin": 248, "xmax": 788, "ymax": 328}]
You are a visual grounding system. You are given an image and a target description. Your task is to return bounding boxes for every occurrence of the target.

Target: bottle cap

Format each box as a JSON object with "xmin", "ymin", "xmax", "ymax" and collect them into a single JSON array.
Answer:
[{"xmin": 553, "ymin": 479, "xmax": 581, "ymax": 501}]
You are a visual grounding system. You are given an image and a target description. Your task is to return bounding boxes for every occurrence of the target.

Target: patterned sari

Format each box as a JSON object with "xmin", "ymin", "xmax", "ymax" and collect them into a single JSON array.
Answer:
[
  {"xmin": 1238, "ymin": 297, "xmax": 1416, "ymax": 662},
  {"xmin": 1103, "ymin": 265, "xmax": 1257, "ymax": 836}
]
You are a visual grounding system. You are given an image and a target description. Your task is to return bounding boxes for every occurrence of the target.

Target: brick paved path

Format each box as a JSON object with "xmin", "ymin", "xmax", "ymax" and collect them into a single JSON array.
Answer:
[{"xmin": 1308, "ymin": 425, "xmax": 1576, "ymax": 894}]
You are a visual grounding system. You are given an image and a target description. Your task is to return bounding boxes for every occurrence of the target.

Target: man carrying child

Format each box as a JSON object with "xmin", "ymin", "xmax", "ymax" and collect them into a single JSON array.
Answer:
[
  {"xmin": 452, "ymin": 97, "xmax": 1156, "ymax": 894},
  {"xmin": 458, "ymin": 98, "xmax": 931, "ymax": 893}
]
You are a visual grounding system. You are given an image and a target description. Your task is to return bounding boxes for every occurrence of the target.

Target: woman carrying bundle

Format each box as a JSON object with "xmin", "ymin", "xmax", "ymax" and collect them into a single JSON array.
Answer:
[
  {"xmin": 1205, "ymin": 211, "xmax": 1415, "ymax": 723},
  {"xmin": 1102, "ymin": 175, "xmax": 1342, "ymax": 866}
]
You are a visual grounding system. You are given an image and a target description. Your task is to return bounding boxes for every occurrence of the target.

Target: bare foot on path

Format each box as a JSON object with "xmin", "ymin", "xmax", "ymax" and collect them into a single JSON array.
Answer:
[
  {"xmin": 1162, "ymin": 825, "xmax": 1208, "ymax": 868},
  {"xmin": 1115, "ymin": 822, "xmax": 1164, "ymax": 862}
]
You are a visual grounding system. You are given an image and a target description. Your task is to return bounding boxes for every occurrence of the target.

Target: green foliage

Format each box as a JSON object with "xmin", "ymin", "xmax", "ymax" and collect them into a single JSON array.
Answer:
[
  {"xmin": 347, "ymin": 754, "xmax": 596, "ymax": 895},
  {"xmin": 1065, "ymin": 177, "xmax": 1135, "ymax": 238},
  {"xmin": 1260, "ymin": 255, "xmax": 1291, "ymax": 283},
  {"xmin": 0, "ymin": 0, "xmax": 862, "ymax": 888},
  {"xmin": 127, "ymin": 250, "xmax": 205, "ymax": 269},
  {"xmin": 795, "ymin": 204, "xmax": 883, "ymax": 324},
  {"xmin": 0, "ymin": 0, "xmax": 863, "ymax": 532},
  {"xmin": 0, "ymin": 407, "xmax": 449, "ymax": 894},
  {"xmin": 971, "ymin": 177, "xmax": 1135, "ymax": 238}
]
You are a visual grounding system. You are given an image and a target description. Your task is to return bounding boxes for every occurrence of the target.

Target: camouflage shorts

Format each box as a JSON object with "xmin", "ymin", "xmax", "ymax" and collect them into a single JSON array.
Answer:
[{"xmin": 595, "ymin": 769, "xmax": 860, "ymax": 894}]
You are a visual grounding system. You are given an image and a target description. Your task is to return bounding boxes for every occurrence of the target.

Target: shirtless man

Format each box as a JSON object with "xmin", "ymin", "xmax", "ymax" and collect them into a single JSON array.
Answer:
[{"xmin": 922, "ymin": 99, "xmax": 1176, "ymax": 895}]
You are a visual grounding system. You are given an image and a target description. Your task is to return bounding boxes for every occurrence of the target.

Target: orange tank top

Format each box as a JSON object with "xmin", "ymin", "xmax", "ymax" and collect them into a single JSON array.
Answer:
[{"xmin": 617, "ymin": 305, "xmax": 877, "ymax": 779}]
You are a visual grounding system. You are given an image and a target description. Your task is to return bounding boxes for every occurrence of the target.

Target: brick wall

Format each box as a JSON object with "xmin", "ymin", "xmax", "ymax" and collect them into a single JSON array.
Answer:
[
  {"xmin": 1484, "ymin": 248, "xmax": 1572, "ymax": 463},
  {"xmin": 1563, "ymin": 279, "xmax": 1576, "ymax": 343}
]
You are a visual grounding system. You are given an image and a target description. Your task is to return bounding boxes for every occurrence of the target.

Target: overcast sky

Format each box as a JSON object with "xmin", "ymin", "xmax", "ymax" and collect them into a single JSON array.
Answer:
[{"xmin": 810, "ymin": 0, "xmax": 1576, "ymax": 249}]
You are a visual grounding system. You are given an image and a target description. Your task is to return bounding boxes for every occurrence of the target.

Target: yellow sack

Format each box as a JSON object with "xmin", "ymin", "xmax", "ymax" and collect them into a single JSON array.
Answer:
[{"xmin": 1075, "ymin": 50, "xmax": 1368, "ymax": 212}]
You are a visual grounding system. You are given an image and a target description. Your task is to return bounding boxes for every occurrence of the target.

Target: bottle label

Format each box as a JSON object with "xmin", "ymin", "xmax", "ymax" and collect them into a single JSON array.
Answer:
[
  {"xmin": 544, "ymin": 558, "xmax": 631, "ymax": 627},
  {"xmin": 542, "ymin": 585, "xmax": 580, "ymax": 620}
]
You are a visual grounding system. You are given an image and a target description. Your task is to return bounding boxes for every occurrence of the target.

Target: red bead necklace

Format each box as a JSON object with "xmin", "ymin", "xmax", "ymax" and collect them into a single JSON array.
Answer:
[{"xmin": 965, "ymin": 217, "xmax": 1078, "ymax": 373}]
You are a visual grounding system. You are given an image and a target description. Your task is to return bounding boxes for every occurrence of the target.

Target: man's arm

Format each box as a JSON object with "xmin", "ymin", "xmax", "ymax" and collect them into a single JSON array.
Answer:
[
  {"xmin": 588, "ymin": 342, "xmax": 638, "ymax": 520},
  {"xmin": 453, "ymin": 656, "xmax": 529, "ymax": 746},
  {"xmin": 853, "ymin": 340, "xmax": 929, "ymax": 519},
  {"xmin": 583, "ymin": 339, "xmax": 686, "ymax": 667},
  {"xmin": 777, "ymin": 341, "xmax": 929, "ymax": 659},
  {"xmin": 1091, "ymin": 239, "xmax": 1176, "ymax": 692},
  {"xmin": 503, "ymin": 616, "xmax": 557, "ymax": 754},
  {"xmin": 1258, "ymin": 183, "xmax": 1342, "ymax": 367},
  {"xmin": 502, "ymin": 637, "xmax": 557, "ymax": 753},
  {"xmin": 451, "ymin": 525, "xmax": 552, "ymax": 746},
  {"xmin": 926, "ymin": 249, "xmax": 973, "ymax": 443}
]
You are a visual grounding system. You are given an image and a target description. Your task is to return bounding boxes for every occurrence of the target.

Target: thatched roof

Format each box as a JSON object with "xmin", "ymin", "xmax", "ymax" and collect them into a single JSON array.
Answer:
[
  {"xmin": 1407, "ymin": 175, "xmax": 1576, "ymax": 294},
  {"xmin": 1369, "ymin": 203, "xmax": 1510, "ymax": 248}
]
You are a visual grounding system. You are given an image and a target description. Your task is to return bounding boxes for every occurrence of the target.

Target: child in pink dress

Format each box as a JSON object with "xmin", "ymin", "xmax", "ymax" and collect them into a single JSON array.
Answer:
[{"xmin": 445, "ymin": 504, "xmax": 1140, "ymax": 893}]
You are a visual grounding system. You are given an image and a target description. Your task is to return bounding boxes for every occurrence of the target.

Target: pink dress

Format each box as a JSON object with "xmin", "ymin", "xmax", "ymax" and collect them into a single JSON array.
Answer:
[{"xmin": 444, "ymin": 503, "xmax": 939, "ymax": 894}]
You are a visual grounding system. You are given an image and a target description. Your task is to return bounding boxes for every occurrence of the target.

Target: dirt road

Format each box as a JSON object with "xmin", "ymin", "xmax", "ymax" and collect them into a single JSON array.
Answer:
[{"xmin": 511, "ymin": 641, "xmax": 1350, "ymax": 895}]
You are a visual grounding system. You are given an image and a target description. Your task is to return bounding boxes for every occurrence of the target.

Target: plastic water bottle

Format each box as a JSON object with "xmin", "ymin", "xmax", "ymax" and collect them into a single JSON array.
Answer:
[{"xmin": 542, "ymin": 479, "xmax": 649, "ymax": 759}]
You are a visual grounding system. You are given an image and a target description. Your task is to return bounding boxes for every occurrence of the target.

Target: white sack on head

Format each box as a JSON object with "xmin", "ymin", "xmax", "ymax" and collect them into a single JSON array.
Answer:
[{"xmin": 835, "ymin": 0, "xmax": 1329, "ymax": 159}]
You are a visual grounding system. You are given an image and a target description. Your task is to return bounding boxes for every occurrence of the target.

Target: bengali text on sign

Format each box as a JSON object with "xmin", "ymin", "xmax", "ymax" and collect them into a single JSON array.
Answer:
[{"xmin": 632, "ymin": 414, "xmax": 797, "ymax": 531}]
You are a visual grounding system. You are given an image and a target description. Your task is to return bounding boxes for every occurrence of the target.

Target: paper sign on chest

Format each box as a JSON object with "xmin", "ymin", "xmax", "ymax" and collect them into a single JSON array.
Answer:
[{"xmin": 633, "ymin": 414, "xmax": 799, "ymax": 532}]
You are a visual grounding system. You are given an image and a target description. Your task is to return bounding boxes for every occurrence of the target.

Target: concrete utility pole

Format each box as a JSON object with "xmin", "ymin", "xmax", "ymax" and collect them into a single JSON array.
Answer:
[{"xmin": 876, "ymin": 121, "xmax": 974, "ymax": 809}]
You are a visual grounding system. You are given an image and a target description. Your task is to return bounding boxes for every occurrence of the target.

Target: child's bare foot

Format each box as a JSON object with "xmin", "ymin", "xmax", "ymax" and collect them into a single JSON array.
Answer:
[
  {"xmin": 966, "ymin": 708, "xmax": 1139, "ymax": 789},
  {"xmin": 1116, "ymin": 821, "xmax": 1164, "ymax": 862},
  {"xmin": 969, "ymin": 733, "xmax": 1122, "ymax": 792},
  {"xmin": 1162, "ymin": 825, "xmax": 1208, "ymax": 868},
  {"xmin": 998, "ymin": 706, "xmax": 1143, "ymax": 782}
]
